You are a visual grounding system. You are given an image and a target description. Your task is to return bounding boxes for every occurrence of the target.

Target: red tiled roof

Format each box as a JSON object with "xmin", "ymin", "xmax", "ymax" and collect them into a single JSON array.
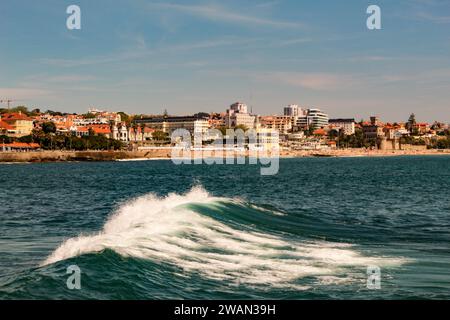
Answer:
[
  {"xmin": 313, "ymin": 129, "xmax": 327, "ymax": 136},
  {"xmin": 0, "ymin": 120, "xmax": 14, "ymax": 130},
  {"xmin": 90, "ymin": 125, "xmax": 111, "ymax": 134},
  {"xmin": 3, "ymin": 142, "xmax": 40, "ymax": 149},
  {"xmin": 76, "ymin": 127, "xmax": 89, "ymax": 132},
  {"xmin": 75, "ymin": 125, "xmax": 111, "ymax": 134},
  {"xmin": 130, "ymin": 127, "xmax": 155, "ymax": 134},
  {"xmin": 1, "ymin": 112, "xmax": 32, "ymax": 122}
]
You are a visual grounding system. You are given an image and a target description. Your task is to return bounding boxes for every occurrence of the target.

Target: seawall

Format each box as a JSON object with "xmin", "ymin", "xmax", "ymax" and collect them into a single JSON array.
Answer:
[{"xmin": 0, "ymin": 150, "xmax": 173, "ymax": 163}]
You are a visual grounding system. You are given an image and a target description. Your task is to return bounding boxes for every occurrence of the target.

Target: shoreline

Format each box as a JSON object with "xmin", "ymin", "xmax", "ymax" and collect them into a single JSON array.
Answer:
[
  {"xmin": 280, "ymin": 149, "xmax": 450, "ymax": 158},
  {"xmin": 1, "ymin": 149, "xmax": 450, "ymax": 164}
]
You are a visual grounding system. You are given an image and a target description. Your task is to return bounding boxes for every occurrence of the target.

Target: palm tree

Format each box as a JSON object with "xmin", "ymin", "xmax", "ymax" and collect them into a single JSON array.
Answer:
[
  {"xmin": 132, "ymin": 123, "xmax": 138, "ymax": 142},
  {"xmin": 140, "ymin": 124, "xmax": 146, "ymax": 141}
]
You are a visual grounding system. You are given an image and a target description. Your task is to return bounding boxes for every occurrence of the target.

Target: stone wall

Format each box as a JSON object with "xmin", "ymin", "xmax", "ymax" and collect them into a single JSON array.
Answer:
[{"xmin": 0, "ymin": 150, "xmax": 173, "ymax": 163}]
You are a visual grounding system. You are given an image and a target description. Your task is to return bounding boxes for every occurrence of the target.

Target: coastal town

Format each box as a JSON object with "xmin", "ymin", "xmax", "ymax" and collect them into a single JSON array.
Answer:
[{"xmin": 1, "ymin": 101, "xmax": 450, "ymax": 161}]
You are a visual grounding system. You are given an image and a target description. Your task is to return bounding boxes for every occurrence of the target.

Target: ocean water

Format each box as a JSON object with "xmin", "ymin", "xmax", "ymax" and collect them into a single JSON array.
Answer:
[{"xmin": 0, "ymin": 156, "xmax": 449, "ymax": 300}]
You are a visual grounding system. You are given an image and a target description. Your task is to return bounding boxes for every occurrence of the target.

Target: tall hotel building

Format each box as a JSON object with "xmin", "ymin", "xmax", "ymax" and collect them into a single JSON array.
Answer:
[
  {"xmin": 225, "ymin": 102, "xmax": 257, "ymax": 129},
  {"xmin": 284, "ymin": 104, "xmax": 301, "ymax": 117},
  {"xmin": 297, "ymin": 108, "xmax": 329, "ymax": 130}
]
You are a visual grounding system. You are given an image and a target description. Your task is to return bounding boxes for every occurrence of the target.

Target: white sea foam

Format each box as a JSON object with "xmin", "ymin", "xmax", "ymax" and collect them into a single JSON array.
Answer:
[{"xmin": 43, "ymin": 186, "xmax": 408, "ymax": 288}]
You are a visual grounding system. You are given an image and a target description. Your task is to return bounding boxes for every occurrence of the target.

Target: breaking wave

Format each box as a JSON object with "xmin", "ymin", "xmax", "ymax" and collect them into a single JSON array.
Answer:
[{"xmin": 43, "ymin": 186, "xmax": 407, "ymax": 289}]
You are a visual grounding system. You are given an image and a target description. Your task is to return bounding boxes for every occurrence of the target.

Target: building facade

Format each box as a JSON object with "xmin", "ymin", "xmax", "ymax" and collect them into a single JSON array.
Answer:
[
  {"xmin": 259, "ymin": 116, "xmax": 293, "ymax": 134},
  {"xmin": 0, "ymin": 112, "xmax": 34, "ymax": 137},
  {"xmin": 134, "ymin": 116, "xmax": 210, "ymax": 137},
  {"xmin": 297, "ymin": 108, "xmax": 329, "ymax": 130},
  {"xmin": 284, "ymin": 104, "xmax": 301, "ymax": 117},
  {"xmin": 225, "ymin": 102, "xmax": 256, "ymax": 129},
  {"xmin": 329, "ymin": 118, "xmax": 356, "ymax": 135},
  {"xmin": 363, "ymin": 116, "xmax": 385, "ymax": 139}
]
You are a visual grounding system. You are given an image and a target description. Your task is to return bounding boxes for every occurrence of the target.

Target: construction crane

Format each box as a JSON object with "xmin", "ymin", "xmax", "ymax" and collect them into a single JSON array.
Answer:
[
  {"xmin": 0, "ymin": 99, "xmax": 17, "ymax": 110},
  {"xmin": 0, "ymin": 99, "xmax": 26, "ymax": 111}
]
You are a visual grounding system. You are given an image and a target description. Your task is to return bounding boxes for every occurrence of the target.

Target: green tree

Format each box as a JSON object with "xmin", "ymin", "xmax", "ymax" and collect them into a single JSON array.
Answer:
[
  {"xmin": 118, "ymin": 112, "xmax": 130, "ymax": 124},
  {"xmin": 140, "ymin": 124, "xmax": 146, "ymax": 139},
  {"xmin": 31, "ymin": 108, "xmax": 41, "ymax": 115},
  {"xmin": 45, "ymin": 110, "xmax": 63, "ymax": 116},
  {"xmin": 82, "ymin": 113, "xmax": 96, "ymax": 119},
  {"xmin": 328, "ymin": 129, "xmax": 339, "ymax": 139},
  {"xmin": 0, "ymin": 135, "xmax": 12, "ymax": 144},
  {"xmin": 18, "ymin": 135, "xmax": 33, "ymax": 143},
  {"xmin": 305, "ymin": 126, "xmax": 315, "ymax": 137},
  {"xmin": 13, "ymin": 106, "xmax": 29, "ymax": 114},
  {"xmin": 0, "ymin": 106, "xmax": 30, "ymax": 115},
  {"xmin": 407, "ymin": 113, "xmax": 417, "ymax": 134},
  {"xmin": 42, "ymin": 122, "xmax": 57, "ymax": 134}
]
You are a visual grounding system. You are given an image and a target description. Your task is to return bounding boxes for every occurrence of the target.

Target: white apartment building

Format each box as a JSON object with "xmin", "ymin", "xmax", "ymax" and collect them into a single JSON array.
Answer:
[
  {"xmin": 225, "ymin": 102, "xmax": 256, "ymax": 129},
  {"xmin": 134, "ymin": 116, "xmax": 210, "ymax": 137},
  {"xmin": 284, "ymin": 104, "xmax": 299, "ymax": 117},
  {"xmin": 329, "ymin": 119, "xmax": 356, "ymax": 136},
  {"xmin": 297, "ymin": 108, "xmax": 329, "ymax": 130}
]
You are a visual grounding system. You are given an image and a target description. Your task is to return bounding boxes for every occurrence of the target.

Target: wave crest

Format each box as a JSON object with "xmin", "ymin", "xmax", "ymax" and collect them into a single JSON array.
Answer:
[{"xmin": 43, "ymin": 186, "xmax": 407, "ymax": 288}]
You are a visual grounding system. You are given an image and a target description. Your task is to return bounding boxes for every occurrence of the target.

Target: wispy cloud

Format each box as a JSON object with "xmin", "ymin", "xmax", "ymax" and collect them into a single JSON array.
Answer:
[
  {"xmin": 405, "ymin": 0, "xmax": 450, "ymax": 24},
  {"xmin": 206, "ymin": 69, "xmax": 356, "ymax": 91},
  {"xmin": 255, "ymin": 1, "xmax": 281, "ymax": 8},
  {"xmin": 276, "ymin": 38, "xmax": 312, "ymax": 47},
  {"xmin": 382, "ymin": 68, "xmax": 450, "ymax": 84},
  {"xmin": 39, "ymin": 51, "xmax": 148, "ymax": 68},
  {"xmin": 0, "ymin": 87, "xmax": 52, "ymax": 99},
  {"xmin": 22, "ymin": 74, "xmax": 97, "ymax": 84},
  {"xmin": 38, "ymin": 36, "xmax": 254, "ymax": 68},
  {"xmin": 261, "ymin": 72, "xmax": 354, "ymax": 90},
  {"xmin": 415, "ymin": 11, "xmax": 450, "ymax": 23},
  {"xmin": 349, "ymin": 55, "xmax": 394, "ymax": 62},
  {"xmin": 147, "ymin": 2, "xmax": 303, "ymax": 28}
]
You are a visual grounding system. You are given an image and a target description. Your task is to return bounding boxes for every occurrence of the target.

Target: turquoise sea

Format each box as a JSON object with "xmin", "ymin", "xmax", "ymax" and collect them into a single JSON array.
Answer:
[{"xmin": 0, "ymin": 156, "xmax": 449, "ymax": 299}]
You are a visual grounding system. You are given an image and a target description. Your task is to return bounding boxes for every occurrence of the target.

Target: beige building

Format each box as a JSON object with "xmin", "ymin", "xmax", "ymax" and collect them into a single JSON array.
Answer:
[
  {"xmin": 363, "ymin": 117, "xmax": 385, "ymax": 139},
  {"xmin": 251, "ymin": 128, "xmax": 280, "ymax": 151},
  {"xmin": 135, "ymin": 116, "xmax": 210, "ymax": 137},
  {"xmin": 0, "ymin": 112, "xmax": 34, "ymax": 137},
  {"xmin": 259, "ymin": 116, "xmax": 293, "ymax": 134},
  {"xmin": 128, "ymin": 126, "xmax": 155, "ymax": 142},
  {"xmin": 329, "ymin": 119, "xmax": 355, "ymax": 135},
  {"xmin": 225, "ymin": 102, "xmax": 256, "ymax": 129}
]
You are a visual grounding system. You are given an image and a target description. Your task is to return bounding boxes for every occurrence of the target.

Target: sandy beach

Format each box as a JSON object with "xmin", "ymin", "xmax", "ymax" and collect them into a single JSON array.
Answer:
[{"xmin": 1, "ymin": 148, "xmax": 449, "ymax": 163}]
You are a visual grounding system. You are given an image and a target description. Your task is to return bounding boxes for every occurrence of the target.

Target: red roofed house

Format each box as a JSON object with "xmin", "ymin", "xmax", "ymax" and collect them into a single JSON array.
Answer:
[
  {"xmin": 90, "ymin": 125, "xmax": 112, "ymax": 138},
  {"xmin": 415, "ymin": 123, "xmax": 429, "ymax": 135},
  {"xmin": 72, "ymin": 125, "xmax": 112, "ymax": 138},
  {"xmin": 73, "ymin": 126, "xmax": 89, "ymax": 137},
  {"xmin": 0, "ymin": 119, "xmax": 14, "ymax": 135},
  {"xmin": 313, "ymin": 128, "xmax": 327, "ymax": 136},
  {"xmin": 0, "ymin": 112, "xmax": 34, "ymax": 137},
  {"xmin": 1, "ymin": 142, "xmax": 40, "ymax": 152},
  {"xmin": 362, "ymin": 116, "xmax": 385, "ymax": 139},
  {"xmin": 129, "ymin": 126, "xmax": 155, "ymax": 142}
]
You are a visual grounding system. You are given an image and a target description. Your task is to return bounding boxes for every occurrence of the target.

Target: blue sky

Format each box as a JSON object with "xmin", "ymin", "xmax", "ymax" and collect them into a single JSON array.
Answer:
[{"xmin": 0, "ymin": 0, "xmax": 449, "ymax": 122}]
